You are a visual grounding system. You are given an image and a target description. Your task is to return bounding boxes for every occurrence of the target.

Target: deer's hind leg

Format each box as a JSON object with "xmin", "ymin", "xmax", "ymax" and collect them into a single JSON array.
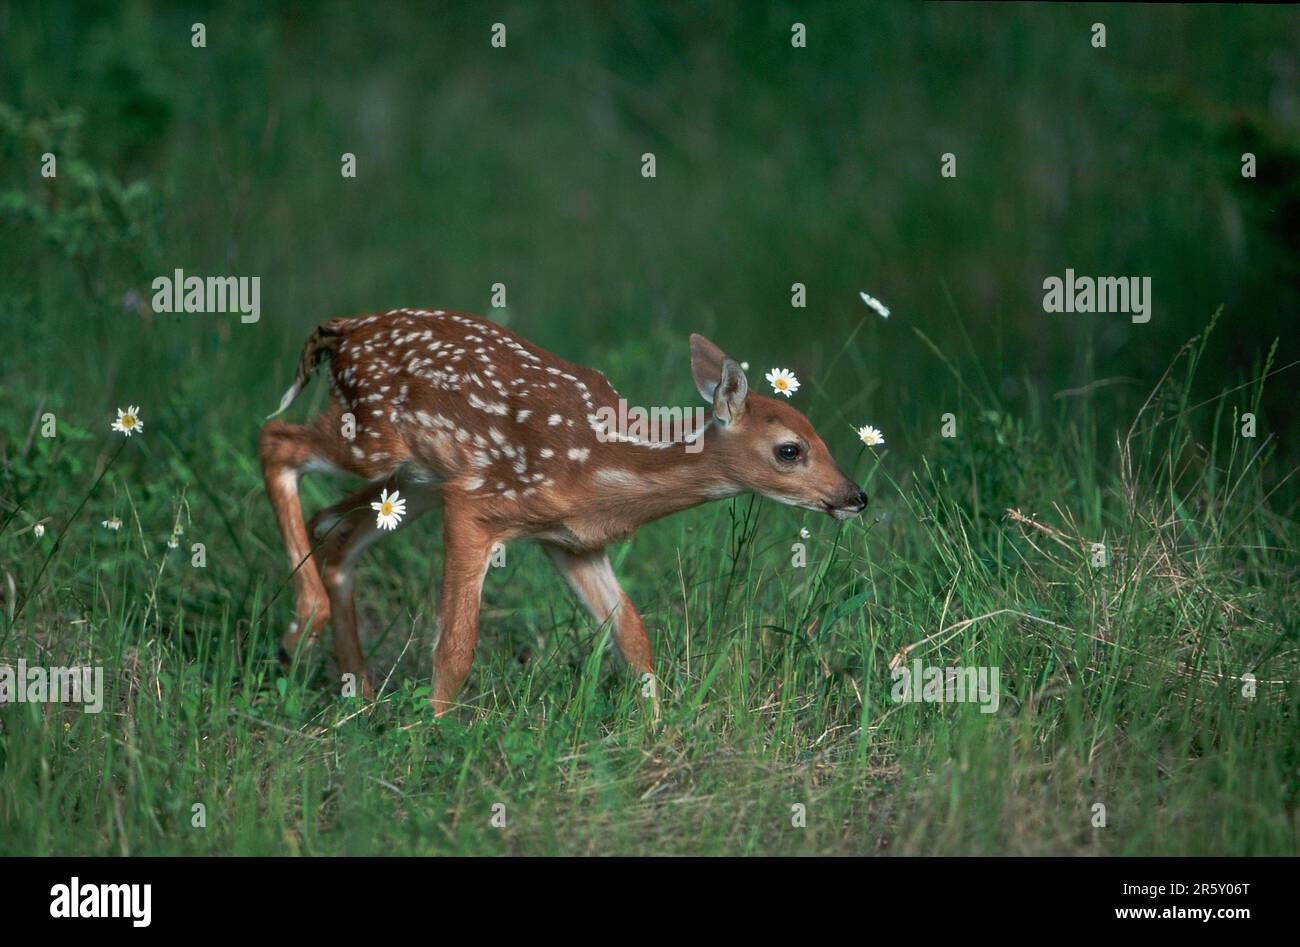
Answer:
[
  {"xmin": 430, "ymin": 498, "xmax": 499, "ymax": 716},
  {"xmin": 309, "ymin": 480, "xmax": 439, "ymax": 695},
  {"xmin": 259, "ymin": 420, "xmax": 339, "ymax": 657}
]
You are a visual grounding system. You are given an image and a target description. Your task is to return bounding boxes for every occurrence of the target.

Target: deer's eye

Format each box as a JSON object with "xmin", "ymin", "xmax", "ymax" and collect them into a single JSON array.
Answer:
[{"xmin": 775, "ymin": 442, "xmax": 801, "ymax": 463}]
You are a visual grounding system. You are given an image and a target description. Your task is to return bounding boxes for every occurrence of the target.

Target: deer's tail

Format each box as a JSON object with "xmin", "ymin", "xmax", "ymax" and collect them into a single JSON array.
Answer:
[{"xmin": 265, "ymin": 319, "xmax": 350, "ymax": 420}]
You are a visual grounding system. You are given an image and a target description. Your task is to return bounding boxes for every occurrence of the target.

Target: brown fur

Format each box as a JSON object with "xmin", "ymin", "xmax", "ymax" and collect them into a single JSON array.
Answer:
[{"xmin": 259, "ymin": 308, "xmax": 865, "ymax": 715}]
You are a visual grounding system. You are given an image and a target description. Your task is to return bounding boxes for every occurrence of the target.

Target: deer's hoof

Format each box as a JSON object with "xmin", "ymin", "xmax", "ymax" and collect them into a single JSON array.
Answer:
[{"xmin": 279, "ymin": 622, "xmax": 322, "ymax": 667}]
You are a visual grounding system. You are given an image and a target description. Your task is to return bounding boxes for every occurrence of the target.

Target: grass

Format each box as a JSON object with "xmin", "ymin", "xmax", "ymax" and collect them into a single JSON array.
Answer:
[
  {"xmin": 2, "ymin": 310, "xmax": 1296, "ymax": 855},
  {"xmin": 1, "ymin": 1, "xmax": 1298, "ymax": 855}
]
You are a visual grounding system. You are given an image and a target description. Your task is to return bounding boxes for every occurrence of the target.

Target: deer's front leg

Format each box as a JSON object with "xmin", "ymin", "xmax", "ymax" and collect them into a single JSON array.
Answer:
[
  {"xmin": 543, "ymin": 544, "xmax": 656, "ymax": 713},
  {"xmin": 431, "ymin": 501, "xmax": 496, "ymax": 716}
]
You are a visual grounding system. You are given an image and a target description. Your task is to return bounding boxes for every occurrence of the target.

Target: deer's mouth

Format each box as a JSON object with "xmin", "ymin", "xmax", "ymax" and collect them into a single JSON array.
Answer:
[
  {"xmin": 774, "ymin": 493, "xmax": 866, "ymax": 519},
  {"xmin": 822, "ymin": 493, "xmax": 868, "ymax": 520}
]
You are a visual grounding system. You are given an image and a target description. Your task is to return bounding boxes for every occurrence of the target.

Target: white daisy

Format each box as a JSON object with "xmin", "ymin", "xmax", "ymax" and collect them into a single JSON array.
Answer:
[
  {"xmin": 372, "ymin": 488, "xmax": 407, "ymax": 530},
  {"xmin": 111, "ymin": 406, "xmax": 143, "ymax": 437},
  {"xmin": 33, "ymin": 523, "xmax": 45, "ymax": 538},
  {"xmin": 859, "ymin": 291, "xmax": 890, "ymax": 319},
  {"xmin": 799, "ymin": 527, "xmax": 810, "ymax": 540},
  {"xmin": 764, "ymin": 367, "xmax": 800, "ymax": 398},
  {"xmin": 102, "ymin": 518, "xmax": 122, "ymax": 531},
  {"xmin": 855, "ymin": 424, "xmax": 885, "ymax": 447}
]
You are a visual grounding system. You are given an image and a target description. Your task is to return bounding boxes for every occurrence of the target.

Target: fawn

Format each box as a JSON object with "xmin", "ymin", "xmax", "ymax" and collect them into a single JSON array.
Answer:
[{"xmin": 258, "ymin": 309, "xmax": 867, "ymax": 714}]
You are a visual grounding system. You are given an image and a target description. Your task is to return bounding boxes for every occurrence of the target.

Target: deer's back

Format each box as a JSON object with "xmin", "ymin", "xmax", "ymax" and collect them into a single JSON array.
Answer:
[{"xmin": 318, "ymin": 309, "xmax": 618, "ymax": 501}]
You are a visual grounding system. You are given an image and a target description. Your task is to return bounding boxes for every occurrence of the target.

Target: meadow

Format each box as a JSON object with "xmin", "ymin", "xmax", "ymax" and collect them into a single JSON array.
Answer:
[{"xmin": 1, "ymin": 2, "xmax": 1297, "ymax": 855}]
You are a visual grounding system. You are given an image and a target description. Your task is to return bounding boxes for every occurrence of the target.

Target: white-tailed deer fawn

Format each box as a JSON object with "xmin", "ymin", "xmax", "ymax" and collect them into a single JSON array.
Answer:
[{"xmin": 259, "ymin": 309, "xmax": 867, "ymax": 715}]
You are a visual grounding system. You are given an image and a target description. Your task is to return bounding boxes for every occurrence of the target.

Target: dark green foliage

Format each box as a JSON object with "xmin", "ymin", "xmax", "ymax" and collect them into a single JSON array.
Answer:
[{"xmin": 0, "ymin": 2, "xmax": 1297, "ymax": 855}]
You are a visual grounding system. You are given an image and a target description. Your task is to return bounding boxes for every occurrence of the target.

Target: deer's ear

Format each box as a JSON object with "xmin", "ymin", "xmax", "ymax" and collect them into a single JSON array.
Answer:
[
  {"xmin": 713, "ymin": 357, "xmax": 749, "ymax": 425},
  {"xmin": 689, "ymin": 333, "xmax": 728, "ymax": 402}
]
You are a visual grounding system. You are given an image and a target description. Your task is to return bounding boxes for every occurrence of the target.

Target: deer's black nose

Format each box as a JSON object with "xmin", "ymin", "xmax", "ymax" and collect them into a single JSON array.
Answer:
[{"xmin": 836, "ymin": 487, "xmax": 867, "ymax": 512}]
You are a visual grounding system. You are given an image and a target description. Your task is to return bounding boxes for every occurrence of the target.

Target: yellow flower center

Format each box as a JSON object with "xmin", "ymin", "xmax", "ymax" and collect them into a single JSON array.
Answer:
[
  {"xmin": 122, "ymin": 416, "xmax": 135, "ymax": 428},
  {"xmin": 775, "ymin": 379, "xmax": 788, "ymax": 390},
  {"xmin": 381, "ymin": 502, "xmax": 393, "ymax": 516}
]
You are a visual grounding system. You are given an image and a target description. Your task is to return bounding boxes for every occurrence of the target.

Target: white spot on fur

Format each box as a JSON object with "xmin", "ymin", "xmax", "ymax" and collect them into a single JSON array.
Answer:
[
  {"xmin": 468, "ymin": 392, "xmax": 509, "ymax": 416},
  {"xmin": 594, "ymin": 468, "xmax": 641, "ymax": 488}
]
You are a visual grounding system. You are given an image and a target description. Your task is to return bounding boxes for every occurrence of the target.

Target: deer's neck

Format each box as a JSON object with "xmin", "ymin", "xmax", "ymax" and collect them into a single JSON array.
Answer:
[{"xmin": 585, "ymin": 425, "xmax": 739, "ymax": 528}]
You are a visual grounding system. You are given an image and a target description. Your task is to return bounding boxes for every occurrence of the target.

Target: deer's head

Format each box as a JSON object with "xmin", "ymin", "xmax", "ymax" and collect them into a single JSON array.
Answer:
[{"xmin": 690, "ymin": 333, "xmax": 867, "ymax": 520}]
